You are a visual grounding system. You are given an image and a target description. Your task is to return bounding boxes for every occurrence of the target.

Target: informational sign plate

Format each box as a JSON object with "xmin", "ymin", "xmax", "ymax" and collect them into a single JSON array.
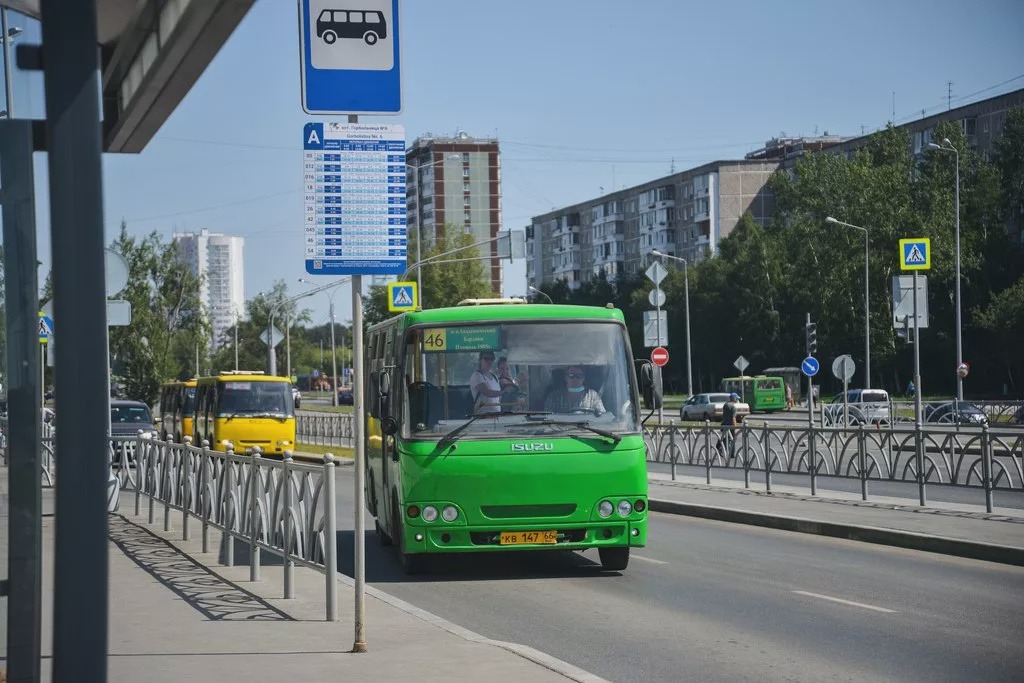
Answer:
[
  {"xmin": 892, "ymin": 275, "xmax": 929, "ymax": 329},
  {"xmin": 304, "ymin": 122, "xmax": 407, "ymax": 275},
  {"xmin": 422, "ymin": 326, "xmax": 500, "ymax": 352},
  {"xmin": 298, "ymin": 0, "xmax": 403, "ymax": 114},
  {"xmin": 643, "ymin": 310, "xmax": 668, "ymax": 348}
]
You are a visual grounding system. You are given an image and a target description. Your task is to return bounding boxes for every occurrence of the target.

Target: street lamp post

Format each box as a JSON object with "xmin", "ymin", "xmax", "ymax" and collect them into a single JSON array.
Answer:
[
  {"xmin": 926, "ymin": 139, "xmax": 963, "ymax": 400},
  {"xmin": 300, "ymin": 277, "xmax": 345, "ymax": 406},
  {"xmin": 825, "ymin": 217, "xmax": 871, "ymax": 388},
  {"xmin": 650, "ymin": 250, "xmax": 693, "ymax": 397},
  {"xmin": 528, "ymin": 285, "xmax": 553, "ymax": 304},
  {"xmin": 1, "ymin": 9, "xmax": 22, "ymax": 117}
]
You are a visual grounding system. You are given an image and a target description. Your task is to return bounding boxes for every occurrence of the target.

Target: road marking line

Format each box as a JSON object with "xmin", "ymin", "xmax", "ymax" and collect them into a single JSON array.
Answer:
[
  {"xmin": 631, "ymin": 554, "xmax": 668, "ymax": 565},
  {"xmin": 792, "ymin": 590, "xmax": 897, "ymax": 613}
]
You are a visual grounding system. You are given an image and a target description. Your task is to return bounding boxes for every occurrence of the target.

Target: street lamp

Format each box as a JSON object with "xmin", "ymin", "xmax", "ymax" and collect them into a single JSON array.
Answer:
[
  {"xmin": 649, "ymin": 250, "xmax": 693, "ymax": 397},
  {"xmin": 528, "ymin": 285, "xmax": 553, "ymax": 304},
  {"xmin": 825, "ymin": 217, "xmax": 871, "ymax": 389},
  {"xmin": 1, "ymin": 10, "xmax": 22, "ymax": 117},
  {"xmin": 300, "ymin": 277, "xmax": 347, "ymax": 406},
  {"xmin": 925, "ymin": 138, "xmax": 963, "ymax": 400}
]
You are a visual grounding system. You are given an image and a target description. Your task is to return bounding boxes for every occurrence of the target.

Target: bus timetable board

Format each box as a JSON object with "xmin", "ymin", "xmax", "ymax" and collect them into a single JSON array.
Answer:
[
  {"xmin": 303, "ymin": 122, "xmax": 407, "ymax": 275},
  {"xmin": 422, "ymin": 326, "xmax": 500, "ymax": 352}
]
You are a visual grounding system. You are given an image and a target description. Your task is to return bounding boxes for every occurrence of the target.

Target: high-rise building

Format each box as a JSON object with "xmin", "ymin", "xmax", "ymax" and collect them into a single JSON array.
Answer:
[
  {"xmin": 406, "ymin": 132, "xmax": 502, "ymax": 294},
  {"xmin": 526, "ymin": 160, "xmax": 778, "ymax": 290},
  {"xmin": 173, "ymin": 229, "xmax": 245, "ymax": 350}
]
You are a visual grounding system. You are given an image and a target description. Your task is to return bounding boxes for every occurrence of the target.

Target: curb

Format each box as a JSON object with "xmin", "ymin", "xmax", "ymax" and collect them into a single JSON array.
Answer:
[{"xmin": 649, "ymin": 499, "xmax": 1024, "ymax": 567}]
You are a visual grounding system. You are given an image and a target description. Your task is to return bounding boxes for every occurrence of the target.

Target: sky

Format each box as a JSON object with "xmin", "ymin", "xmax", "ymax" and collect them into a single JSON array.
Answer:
[{"xmin": 6, "ymin": 0, "xmax": 1024, "ymax": 328}]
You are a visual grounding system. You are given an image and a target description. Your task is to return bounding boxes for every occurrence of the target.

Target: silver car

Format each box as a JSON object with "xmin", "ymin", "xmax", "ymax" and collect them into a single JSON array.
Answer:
[
  {"xmin": 680, "ymin": 393, "xmax": 750, "ymax": 422},
  {"xmin": 826, "ymin": 389, "xmax": 891, "ymax": 425}
]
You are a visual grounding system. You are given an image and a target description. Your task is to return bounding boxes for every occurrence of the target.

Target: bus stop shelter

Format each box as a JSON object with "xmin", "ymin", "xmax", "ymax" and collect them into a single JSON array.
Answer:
[{"xmin": 1, "ymin": 2, "xmax": 254, "ymax": 680}]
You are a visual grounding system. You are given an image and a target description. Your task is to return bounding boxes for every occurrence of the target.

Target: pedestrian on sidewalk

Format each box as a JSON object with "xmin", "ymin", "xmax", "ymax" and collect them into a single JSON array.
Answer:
[{"xmin": 718, "ymin": 393, "xmax": 741, "ymax": 461}]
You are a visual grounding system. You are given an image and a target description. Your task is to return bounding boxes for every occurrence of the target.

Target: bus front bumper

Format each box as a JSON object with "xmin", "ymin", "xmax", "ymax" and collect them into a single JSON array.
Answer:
[{"xmin": 401, "ymin": 521, "xmax": 647, "ymax": 554}]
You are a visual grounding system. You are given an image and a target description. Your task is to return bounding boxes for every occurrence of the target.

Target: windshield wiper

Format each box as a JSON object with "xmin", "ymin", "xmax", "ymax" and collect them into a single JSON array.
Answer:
[
  {"xmin": 437, "ymin": 410, "xmax": 550, "ymax": 448},
  {"xmin": 528, "ymin": 419, "xmax": 622, "ymax": 444}
]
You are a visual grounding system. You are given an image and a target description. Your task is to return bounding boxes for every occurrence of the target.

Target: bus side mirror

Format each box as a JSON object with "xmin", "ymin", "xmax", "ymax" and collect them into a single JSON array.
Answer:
[
  {"xmin": 637, "ymin": 360, "xmax": 662, "ymax": 410},
  {"xmin": 380, "ymin": 416, "xmax": 399, "ymax": 436},
  {"xmin": 379, "ymin": 371, "xmax": 391, "ymax": 397}
]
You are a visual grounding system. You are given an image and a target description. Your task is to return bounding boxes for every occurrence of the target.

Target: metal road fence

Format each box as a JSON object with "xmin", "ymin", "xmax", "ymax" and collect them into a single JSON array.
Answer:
[
  {"xmin": 645, "ymin": 421, "xmax": 1024, "ymax": 513},
  {"xmin": 296, "ymin": 411, "xmax": 355, "ymax": 449},
  {"xmin": 118, "ymin": 435, "xmax": 340, "ymax": 621}
]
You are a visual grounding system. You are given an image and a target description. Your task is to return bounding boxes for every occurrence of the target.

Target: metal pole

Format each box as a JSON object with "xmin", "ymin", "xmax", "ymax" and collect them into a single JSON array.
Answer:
[
  {"xmin": 953, "ymin": 147, "xmax": 963, "ymax": 401},
  {"xmin": 684, "ymin": 260, "xmax": 692, "ymax": 397},
  {"xmin": 330, "ymin": 297, "xmax": 338, "ymax": 407},
  {"xmin": 234, "ymin": 315, "xmax": 239, "ymax": 371},
  {"xmin": 2, "ymin": 7, "xmax": 13, "ymax": 117},
  {"xmin": 655, "ymin": 292, "xmax": 663, "ymax": 425},
  {"xmin": 863, "ymin": 230, "xmax": 871, "ymax": 389},
  {"xmin": 2, "ymin": 117, "xmax": 42, "ymax": 683},
  {"xmin": 324, "ymin": 454, "xmax": 338, "ymax": 622},
  {"xmin": 267, "ymin": 310, "xmax": 277, "ymax": 376},
  {"xmin": 352, "ymin": 272, "xmax": 367, "ymax": 651},
  {"xmin": 42, "ymin": 0, "xmax": 110, "ymax": 676},
  {"xmin": 286, "ymin": 312, "xmax": 291, "ymax": 380},
  {"xmin": 913, "ymin": 270, "xmax": 925, "ymax": 506}
]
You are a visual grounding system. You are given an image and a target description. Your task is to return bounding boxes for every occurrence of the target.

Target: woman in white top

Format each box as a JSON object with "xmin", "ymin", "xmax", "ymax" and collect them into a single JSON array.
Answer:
[{"xmin": 469, "ymin": 351, "xmax": 502, "ymax": 414}]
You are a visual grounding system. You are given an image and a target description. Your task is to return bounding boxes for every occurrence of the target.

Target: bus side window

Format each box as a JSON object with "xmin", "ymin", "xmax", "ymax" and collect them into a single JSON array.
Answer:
[{"xmin": 367, "ymin": 331, "xmax": 380, "ymax": 419}]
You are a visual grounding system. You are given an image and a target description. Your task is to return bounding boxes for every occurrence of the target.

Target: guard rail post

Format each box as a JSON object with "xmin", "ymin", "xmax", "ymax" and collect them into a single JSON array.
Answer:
[
  {"xmin": 198, "ymin": 439, "xmax": 211, "ymax": 554},
  {"xmin": 182, "ymin": 441, "xmax": 191, "ymax": 541},
  {"xmin": 134, "ymin": 435, "xmax": 144, "ymax": 517},
  {"xmin": 741, "ymin": 420, "xmax": 750, "ymax": 489},
  {"xmin": 668, "ymin": 421, "xmax": 677, "ymax": 481},
  {"xmin": 324, "ymin": 453, "xmax": 338, "ymax": 621},
  {"xmin": 283, "ymin": 452, "xmax": 295, "ymax": 599},
  {"xmin": 147, "ymin": 439, "xmax": 156, "ymax": 524},
  {"xmin": 224, "ymin": 444, "xmax": 235, "ymax": 567},
  {"xmin": 703, "ymin": 420, "xmax": 712, "ymax": 485},
  {"xmin": 915, "ymin": 421, "xmax": 926, "ymax": 506},
  {"xmin": 981, "ymin": 423, "xmax": 993, "ymax": 513},
  {"xmin": 163, "ymin": 440, "xmax": 173, "ymax": 531},
  {"xmin": 249, "ymin": 447, "xmax": 262, "ymax": 583},
  {"xmin": 762, "ymin": 423, "xmax": 772, "ymax": 493},
  {"xmin": 858, "ymin": 422, "xmax": 868, "ymax": 501},
  {"xmin": 808, "ymin": 422, "xmax": 817, "ymax": 496}
]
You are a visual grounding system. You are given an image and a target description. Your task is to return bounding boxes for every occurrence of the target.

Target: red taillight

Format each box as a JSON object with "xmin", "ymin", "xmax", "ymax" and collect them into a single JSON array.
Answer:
[{"xmin": 407, "ymin": 505, "xmax": 420, "ymax": 518}]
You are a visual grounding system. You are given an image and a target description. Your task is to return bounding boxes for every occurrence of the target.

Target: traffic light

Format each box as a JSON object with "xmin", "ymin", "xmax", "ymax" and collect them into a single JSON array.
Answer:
[{"xmin": 805, "ymin": 322, "xmax": 818, "ymax": 355}]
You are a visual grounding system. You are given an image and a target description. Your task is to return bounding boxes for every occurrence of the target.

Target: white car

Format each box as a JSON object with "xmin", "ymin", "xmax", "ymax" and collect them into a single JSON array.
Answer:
[{"xmin": 680, "ymin": 393, "xmax": 750, "ymax": 422}]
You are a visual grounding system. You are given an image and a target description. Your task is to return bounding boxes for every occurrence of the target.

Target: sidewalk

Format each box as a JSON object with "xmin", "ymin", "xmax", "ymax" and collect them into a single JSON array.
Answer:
[{"xmin": 648, "ymin": 471, "xmax": 1024, "ymax": 565}]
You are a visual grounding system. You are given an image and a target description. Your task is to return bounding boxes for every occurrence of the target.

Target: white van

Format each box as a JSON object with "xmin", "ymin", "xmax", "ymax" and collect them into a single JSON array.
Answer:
[{"xmin": 827, "ymin": 389, "xmax": 891, "ymax": 425}]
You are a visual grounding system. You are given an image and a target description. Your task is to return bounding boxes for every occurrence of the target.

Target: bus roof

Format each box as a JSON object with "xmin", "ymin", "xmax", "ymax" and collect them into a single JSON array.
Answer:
[
  {"xmin": 377, "ymin": 303, "xmax": 625, "ymax": 331},
  {"xmin": 197, "ymin": 373, "xmax": 290, "ymax": 384}
]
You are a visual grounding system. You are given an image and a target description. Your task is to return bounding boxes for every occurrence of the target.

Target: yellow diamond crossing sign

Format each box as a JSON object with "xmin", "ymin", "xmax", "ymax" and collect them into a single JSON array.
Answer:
[
  {"xmin": 387, "ymin": 281, "xmax": 418, "ymax": 312},
  {"xmin": 899, "ymin": 238, "xmax": 930, "ymax": 271}
]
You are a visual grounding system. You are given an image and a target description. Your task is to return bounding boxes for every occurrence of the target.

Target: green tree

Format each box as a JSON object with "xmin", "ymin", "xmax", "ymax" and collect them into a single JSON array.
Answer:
[
  {"xmin": 972, "ymin": 274, "xmax": 1024, "ymax": 392},
  {"xmin": 107, "ymin": 224, "xmax": 207, "ymax": 403}
]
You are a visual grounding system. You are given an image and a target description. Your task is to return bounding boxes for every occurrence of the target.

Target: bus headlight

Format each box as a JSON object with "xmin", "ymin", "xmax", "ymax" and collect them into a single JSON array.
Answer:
[
  {"xmin": 617, "ymin": 500, "xmax": 632, "ymax": 517},
  {"xmin": 598, "ymin": 500, "xmax": 614, "ymax": 517},
  {"xmin": 422, "ymin": 505, "xmax": 439, "ymax": 522},
  {"xmin": 441, "ymin": 505, "xmax": 458, "ymax": 522},
  {"xmin": 276, "ymin": 440, "xmax": 292, "ymax": 447}
]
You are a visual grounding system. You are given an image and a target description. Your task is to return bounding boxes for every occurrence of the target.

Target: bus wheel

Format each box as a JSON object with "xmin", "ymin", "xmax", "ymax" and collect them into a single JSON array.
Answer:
[
  {"xmin": 322, "ymin": 31, "xmax": 337, "ymax": 44},
  {"xmin": 598, "ymin": 547, "xmax": 629, "ymax": 571},
  {"xmin": 392, "ymin": 499, "xmax": 425, "ymax": 575},
  {"xmin": 363, "ymin": 31, "xmax": 378, "ymax": 45}
]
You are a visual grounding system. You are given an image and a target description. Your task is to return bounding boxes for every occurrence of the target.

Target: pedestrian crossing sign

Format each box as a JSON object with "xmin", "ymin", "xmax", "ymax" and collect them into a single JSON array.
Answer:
[
  {"xmin": 899, "ymin": 238, "xmax": 931, "ymax": 271},
  {"xmin": 387, "ymin": 282, "xmax": 418, "ymax": 312}
]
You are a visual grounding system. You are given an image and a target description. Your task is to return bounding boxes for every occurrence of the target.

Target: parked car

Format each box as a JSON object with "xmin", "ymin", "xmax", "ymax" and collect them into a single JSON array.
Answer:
[
  {"xmin": 109, "ymin": 400, "xmax": 157, "ymax": 436},
  {"xmin": 292, "ymin": 386, "xmax": 302, "ymax": 410},
  {"xmin": 337, "ymin": 387, "xmax": 354, "ymax": 406},
  {"xmin": 923, "ymin": 400, "xmax": 988, "ymax": 425},
  {"xmin": 680, "ymin": 392, "xmax": 750, "ymax": 422},
  {"xmin": 825, "ymin": 388, "xmax": 891, "ymax": 425}
]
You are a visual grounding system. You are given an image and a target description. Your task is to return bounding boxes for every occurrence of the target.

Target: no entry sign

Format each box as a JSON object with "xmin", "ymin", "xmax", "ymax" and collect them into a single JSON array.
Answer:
[{"xmin": 651, "ymin": 346, "xmax": 669, "ymax": 367}]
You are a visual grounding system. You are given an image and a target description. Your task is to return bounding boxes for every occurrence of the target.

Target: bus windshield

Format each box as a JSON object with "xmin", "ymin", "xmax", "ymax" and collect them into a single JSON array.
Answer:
[
  {"xmin": 402, "ymin": 320, "xmax": 638, "ymax": 438},
  {"xmin": 216, "ymin": 380, "xmax": 294, "ymax": 417}
]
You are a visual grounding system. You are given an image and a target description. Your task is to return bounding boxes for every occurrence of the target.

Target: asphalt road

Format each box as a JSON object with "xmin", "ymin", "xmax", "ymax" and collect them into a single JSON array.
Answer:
[{"xmin": 332, "ymin": 468, "xmax": 1024, "ymax": 682}]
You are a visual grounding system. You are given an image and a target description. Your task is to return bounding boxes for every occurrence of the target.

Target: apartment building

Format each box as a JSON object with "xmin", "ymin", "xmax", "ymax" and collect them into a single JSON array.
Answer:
[
  {"xmin": 173, "ymin": 229, "xmax": 245, "ymax": 350},
  {"xmin": 526, "ymin": 160, "xmax": 778, "ymax": 290},
  {"xmin": 406, "ymin": 132, "xmax": 503, "ymax": 294}
]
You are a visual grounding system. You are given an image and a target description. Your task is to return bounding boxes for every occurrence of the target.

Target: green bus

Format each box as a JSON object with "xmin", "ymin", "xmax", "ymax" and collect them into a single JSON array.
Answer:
[
  {"xmin": 364, "ymin": 299, "xmax": 650, "ymax": 574},
  {"xmin": 721, "ymin": 375, "xmax": 786, "ymax": 412}
]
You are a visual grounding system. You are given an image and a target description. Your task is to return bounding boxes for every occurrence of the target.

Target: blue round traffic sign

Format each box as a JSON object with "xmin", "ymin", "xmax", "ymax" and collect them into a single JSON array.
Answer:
[{"xmin": 801, "ymin": 357, "xmax": 820, "ymax": 377}]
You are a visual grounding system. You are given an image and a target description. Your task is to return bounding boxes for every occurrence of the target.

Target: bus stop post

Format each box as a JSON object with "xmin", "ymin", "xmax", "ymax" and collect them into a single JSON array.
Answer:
[{"xmin": 351, "ymin": 267, "xmax": 368, "ymax": 650}]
